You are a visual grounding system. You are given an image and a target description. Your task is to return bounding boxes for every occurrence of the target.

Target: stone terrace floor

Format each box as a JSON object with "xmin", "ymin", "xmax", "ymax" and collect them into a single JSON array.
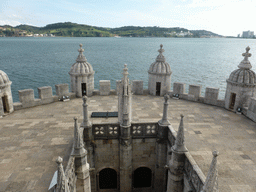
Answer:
[{"xmin": 0, "ymin": 95, "xmax": 256, "ymax": 191}]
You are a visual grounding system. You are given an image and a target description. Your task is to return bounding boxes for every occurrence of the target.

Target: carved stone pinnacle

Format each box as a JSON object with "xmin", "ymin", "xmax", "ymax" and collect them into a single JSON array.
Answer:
[
  {"xmin": 56, "ymin": 156, "xmax": 63, "ymax": 164},
  {"xmin": 83, "ymin": 96, "xmax": 87, "ymax": 103},
  {"xmin": 212, "ymin": 150, "xmax": 219, "ymax": 157}
]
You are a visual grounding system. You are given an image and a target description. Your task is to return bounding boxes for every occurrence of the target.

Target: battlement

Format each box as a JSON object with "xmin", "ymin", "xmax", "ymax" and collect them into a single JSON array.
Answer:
[
  {"xmin": 171, "ymin": 82, "xmax": 225, "ymax": 107},
  {"xmin": 12, "ymin": 80, "xmax": 225, "ymax": 111},
  {"xmin": 13, "ymin": 84, "xmax": 75, "ymax": 110},
  {"xmin": 12, "ymin": 79, "xmax": 256, "ymax": 125}
]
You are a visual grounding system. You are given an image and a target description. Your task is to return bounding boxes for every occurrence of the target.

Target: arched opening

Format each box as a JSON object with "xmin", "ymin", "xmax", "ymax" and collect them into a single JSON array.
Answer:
[
  {"xmin": 133, "ymin": 167, "xmax": 152, "ymax": 188},
  {"xmin": 81, "ymin": 83, "xmax": 87, "ymax": 96},
  {"xmin": 229, "ymin": 93, "xmax": 236, "ymax": 109},
  {"xmin": 99, "ymin": 168, "xmax": 117, "ymax": 189},
  {"xmin": 156, "ymin": 82, "xmax": 161, "ymax": 96},
  {"xmin": 2, "ymin": 96, "xmax": 9, "ymax": 113}
]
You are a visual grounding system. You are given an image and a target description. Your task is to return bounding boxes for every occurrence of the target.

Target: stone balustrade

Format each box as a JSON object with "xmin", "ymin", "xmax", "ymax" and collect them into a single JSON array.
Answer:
[
  {"xmin": 92, "ymin": 123, "xmax": 158, "ymax": 140},
  {"xmin": 65, "ymin": 154, "xmax": 77, "ymax": 192}
]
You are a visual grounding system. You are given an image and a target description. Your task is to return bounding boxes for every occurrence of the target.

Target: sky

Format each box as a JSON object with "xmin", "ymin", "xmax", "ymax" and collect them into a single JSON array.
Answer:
[{"xmin": 1, "ymin": 0, "xmax": 256, "ymax": 36}]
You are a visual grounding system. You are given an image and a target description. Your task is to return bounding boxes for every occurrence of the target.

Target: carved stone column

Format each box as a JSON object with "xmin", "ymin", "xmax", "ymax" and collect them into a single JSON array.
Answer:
[
  {"xmin": 119, "ymin": 64, "xmax": 132, "ymax": 192},
  {"xmin": 154, "ymin": 95, "xmax": 170, "ymax": 191}
]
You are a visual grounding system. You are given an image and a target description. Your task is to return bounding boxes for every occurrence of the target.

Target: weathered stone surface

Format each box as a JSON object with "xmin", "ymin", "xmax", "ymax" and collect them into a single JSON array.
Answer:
[
  {"xmin": 38, "ymin": 86, "xmax": 53, "ymax": 99},
  {"xmin": 188, "ymin": 84, "xmax": 201, "ymax": 100},
  {"xmin": 204, "ymin": 87, "xmax": 219, "ymax": 105},
  {"xmin": 173, "ymin": 82, "xmax": 185, "ymax": 95},
  {"xmin": 132, "ymin": 80, "xmax": 143, "ymax": 95},
  {"xmin": 55, "ymin": 84, "xmax": 69, "ymax": 97},
  {"xmin": 99, "ymin": 80, "xmax": 111, "ymax": 96}
]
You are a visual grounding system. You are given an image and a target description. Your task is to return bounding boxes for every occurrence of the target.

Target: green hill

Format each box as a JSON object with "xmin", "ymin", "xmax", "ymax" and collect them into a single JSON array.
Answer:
[{"xmin": 0, "ymin": 22, "xmax": 223, "ymax": 38}]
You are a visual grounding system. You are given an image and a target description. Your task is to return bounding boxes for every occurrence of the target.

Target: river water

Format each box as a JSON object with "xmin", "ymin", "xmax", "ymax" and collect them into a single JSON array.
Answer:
[{"xmin": 1, "ymin": 37, "xmax": 256, "ymax": 102}]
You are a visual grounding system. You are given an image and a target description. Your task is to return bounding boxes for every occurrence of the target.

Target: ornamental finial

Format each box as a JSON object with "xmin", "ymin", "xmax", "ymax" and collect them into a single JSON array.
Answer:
[
  {"xmin": 164, "ymin": 94, "xmax": 170, "ymax": 103},
  {"xmin": 78, "ymin": 44, "xmax": 84, "ymax": 53},
  {"xmin": 156, "ymin": 44, "xmax": 166, "ymax": 62},
  {"xmin": 76, "ymin": 43, "xmax": 87, "ymax": 62},
  {"xmin": 242, "ymin": 46, "xmax": 251, "ymax": 60},
  {"xmin": 238, "ymin": 46, "xmax": 252, "ymax": 69},
  {"xmin": 83, "ymin": 96, "xmax": 87, "ymax": 104},
  {"xmin": 56, "ymin": 156, "xmax": 63, "ymax": 164},
  {"xmin": 158, "ymin": 44, "xmax": 164, "ymax": 54}
]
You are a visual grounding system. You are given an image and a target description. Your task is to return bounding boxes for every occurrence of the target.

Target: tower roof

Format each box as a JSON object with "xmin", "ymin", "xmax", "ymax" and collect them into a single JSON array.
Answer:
[
  {"xmin": 227, "ymin": 47, "xmax": 256, "ymax": 86},
  {"xmin": 148, "ymin": 44, "xmax": 172, "ymax": 75},
  {"xmin": 69, "ymin": 44, "xmax": 94, "ymax": 75}
]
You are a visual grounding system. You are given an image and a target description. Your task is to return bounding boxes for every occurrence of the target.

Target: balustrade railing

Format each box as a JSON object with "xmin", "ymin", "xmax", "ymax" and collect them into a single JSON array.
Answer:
[{"xmin": 92, "ymin": 123, "xmax": 158, "ymax": 139}]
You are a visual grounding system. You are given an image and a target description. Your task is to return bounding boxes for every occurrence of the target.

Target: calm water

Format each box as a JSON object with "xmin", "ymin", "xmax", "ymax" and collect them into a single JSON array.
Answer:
[{"xmin": 1, "ymin": 37, "xmax": 256, "ymax": 102}]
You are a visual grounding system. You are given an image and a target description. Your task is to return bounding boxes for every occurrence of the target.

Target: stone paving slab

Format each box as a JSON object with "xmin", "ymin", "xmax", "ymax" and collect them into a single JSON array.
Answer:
[{"xmin": 0, "ymin": 95, "xmax": 256, "ymax": 191}]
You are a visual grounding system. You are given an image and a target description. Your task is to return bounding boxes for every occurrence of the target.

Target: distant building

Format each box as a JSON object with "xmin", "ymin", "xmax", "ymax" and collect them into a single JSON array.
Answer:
[{"xmin": 242, "ymin": 30, "xmax": 254, "ymax": 38}]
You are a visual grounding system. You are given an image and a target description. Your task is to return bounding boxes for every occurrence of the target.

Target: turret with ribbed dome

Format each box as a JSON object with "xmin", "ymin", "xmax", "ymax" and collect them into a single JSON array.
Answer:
[
  {"xmin": 148, "ymin": 44, "xmax": 172, "ymax": 96},
  {"xmin": 225, "ymin": 46, "xmax": 256, "ymax": 111},
  {"xmin": 0, "ymin": 70, "xmax": 14, "ymax": 116},
  {"xmin": 69, "ymin": 44, "xmax": 95, "ymax": 97}
]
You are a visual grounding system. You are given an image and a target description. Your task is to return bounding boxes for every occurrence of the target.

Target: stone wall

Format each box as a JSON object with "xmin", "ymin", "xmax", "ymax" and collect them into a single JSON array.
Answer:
[
  {"xmin": 148, "ymin": 74, "xmax": 171, "ymax": 96},
  {"xmin": 99, "ymin": 80, "xmax": 111, "ymax": 96},
  {"xmin": 244, "ymin": 97, "xmax": 256, "ymax": 122},
  {"xmin": 224, "ymin": 83, "xmax": 254, "ymax": 111},
  {"xmin": 93, "ymin": 80, "xmax": 225, "ymax": 110},
  {"xmin": 172, "ymin": 82, "xmax": 225, "ymax": 108},
  {"xmin": 13, "ymin": 84, "xmax": 75, "ymax": 110},
  {"xmin": 65, "ymin": 154, "xmax": 77, "ymax": 192},
  {"xmin": 94, "ymin": 139, "xmax": 120, "ymax": 173},
  {"xmin": 132, "ymin": 80, "xmax": 143, "ymax": 95},
  {"xmin": 91, "ymin": 123, "xmax": 164, "ymax": 191}
]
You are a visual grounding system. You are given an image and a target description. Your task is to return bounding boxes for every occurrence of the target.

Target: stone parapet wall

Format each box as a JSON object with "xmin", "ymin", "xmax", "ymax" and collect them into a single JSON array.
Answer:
[
  {"xmin": 94, "ymin": 80, "xmax": 225, "ymax": 109},
  {"xmin": 65, "ymin": 149, "xmax": 77, "ymax": 192},
  {"xmin": 172, "ymin": 82, "xmax": 225, "ymax": 108},
  {"xmin": 13, "ymin": 84, "xmax": 75, "ymax": 111},
  {"xmin": 168, "ymin": 125, "xmax": 205, "ymax": 192},
  {"xmin": 12, "ymin": 79, "xmax": 226, "ymax": 113},
  {"xmin": 99, "ymin": 80, "xmax": 111, "ymax": 96}
]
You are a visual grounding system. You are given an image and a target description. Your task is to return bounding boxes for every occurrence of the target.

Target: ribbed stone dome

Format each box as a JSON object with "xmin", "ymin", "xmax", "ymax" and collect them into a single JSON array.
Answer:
[
  {"xmin": 0, "ymin": 70, "xmax": 10, "ymax": 86},
  {"xmin": 227, "ymin": 46, "xmax": 256, "ymax": 86},
  {"xmin": 228, "ymin": 69, "xmax": 256, "ymax": 84},
  {"xmin": 69, "ymin": 44, "xmax": 94, "ymax": 75},
  {"xmin": 148, "ymin": 44, "xmax": 172, "ymax": 74}
]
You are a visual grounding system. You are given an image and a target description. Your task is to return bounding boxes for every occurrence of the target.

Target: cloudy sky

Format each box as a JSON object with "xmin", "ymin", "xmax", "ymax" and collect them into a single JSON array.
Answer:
[{"xmin": 1, "ymin": 0, "xmax": 255, "ymax": 36}]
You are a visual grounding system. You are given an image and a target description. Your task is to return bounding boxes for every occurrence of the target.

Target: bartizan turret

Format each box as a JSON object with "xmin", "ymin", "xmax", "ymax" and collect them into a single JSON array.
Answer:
[
  {"xmin": 225, "ymin": 46, "xmax": 256, "ymax": 111},
  {"xmin": 148, "ymin": 44, "xmax": 172, "ymax": 96},
  {"xmin": 69, "ymin": 44, "xmax": 95, "ymax": 97}
]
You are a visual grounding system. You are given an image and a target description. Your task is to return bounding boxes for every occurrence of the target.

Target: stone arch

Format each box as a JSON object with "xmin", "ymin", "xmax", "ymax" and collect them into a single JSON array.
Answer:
[
  {"xmin": 98, "ymin": 168, "xmax": 118, "ymax": 190},
  {"xmin": 133, "ymin": 166, "xmax": 152, "ymax": 188}
]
